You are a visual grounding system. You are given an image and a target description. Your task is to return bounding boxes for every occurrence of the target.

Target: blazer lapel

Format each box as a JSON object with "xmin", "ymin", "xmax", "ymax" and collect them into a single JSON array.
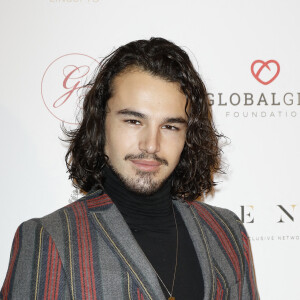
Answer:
[
  {"xmin": 174, "ymin": 200, "xmax": 217, "ymax": 300},
  {"xmin": 85, "ymin": 192, "xmax": 166, "ymax": 300}
]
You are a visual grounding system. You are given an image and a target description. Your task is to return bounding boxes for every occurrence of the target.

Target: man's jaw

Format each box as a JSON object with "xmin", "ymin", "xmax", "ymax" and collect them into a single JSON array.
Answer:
[{"xmin": 106, "ymin": 160, "xmax": 172, "ymax": 195}]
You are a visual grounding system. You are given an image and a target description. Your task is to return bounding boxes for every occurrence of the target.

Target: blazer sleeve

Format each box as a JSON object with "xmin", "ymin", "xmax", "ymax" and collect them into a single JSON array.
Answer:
[{"xmin": 0, "ymin": 220, "xmax": 71, "ymax": 300}]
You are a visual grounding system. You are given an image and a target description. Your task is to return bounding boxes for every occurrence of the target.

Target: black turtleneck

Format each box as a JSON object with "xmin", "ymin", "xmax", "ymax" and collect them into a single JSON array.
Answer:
[{"xmin": 102, "ymin": 166, "xmax": 204, "ymax": 300}]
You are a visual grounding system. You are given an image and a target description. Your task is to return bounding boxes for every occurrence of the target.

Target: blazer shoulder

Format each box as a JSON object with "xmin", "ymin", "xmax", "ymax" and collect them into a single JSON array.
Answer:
[
  {"xmin": 19, "ymin": 189, "xmax": 105, "ymax": 245},
  {"xmin": 1, "ymin": 217, "xmax": 70, "ymax": 299},
  {"xmin": 192, "ymin": 201, "xmax": 242, "ymax": 225},
  {"xmin": 204, "ymin": 202, "xmax": 249, "ymax": 237},
  {"xmin": 190, "ymin": 201, "xmax": 247, "ymax": 244}
]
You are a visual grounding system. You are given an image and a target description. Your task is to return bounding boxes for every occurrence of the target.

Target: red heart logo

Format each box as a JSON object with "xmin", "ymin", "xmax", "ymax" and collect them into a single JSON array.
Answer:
[{"xmin": 251, "ymin": 60, "xmax": 280, "ymax": 85}]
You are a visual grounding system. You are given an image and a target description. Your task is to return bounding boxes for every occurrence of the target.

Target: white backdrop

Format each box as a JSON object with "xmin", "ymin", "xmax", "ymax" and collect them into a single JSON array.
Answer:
[{"xmin": 1, "ymin": 1, "xmax": 299, "ymax": 299}]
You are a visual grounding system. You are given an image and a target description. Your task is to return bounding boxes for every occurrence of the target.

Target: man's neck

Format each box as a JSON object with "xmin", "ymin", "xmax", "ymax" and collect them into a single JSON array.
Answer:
[{"xmin": 102, "ymin": 165, "xmax": 174, "ymax": 230}]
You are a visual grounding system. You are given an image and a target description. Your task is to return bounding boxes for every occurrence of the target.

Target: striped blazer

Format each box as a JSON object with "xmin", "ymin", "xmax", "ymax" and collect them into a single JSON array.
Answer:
[{"xmin": 1, "ymin": 190, "xmax": 259, "ymax": 300}]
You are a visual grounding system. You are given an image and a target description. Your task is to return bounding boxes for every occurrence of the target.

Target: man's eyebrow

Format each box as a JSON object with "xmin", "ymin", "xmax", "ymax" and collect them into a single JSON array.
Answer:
[
  {"xmin": 117, "ymin": 109, "xmax": 147, "ymax": 119},
  {"xmin": 163, "ymin": 117, "xmax": 187, "ymax": 125}
]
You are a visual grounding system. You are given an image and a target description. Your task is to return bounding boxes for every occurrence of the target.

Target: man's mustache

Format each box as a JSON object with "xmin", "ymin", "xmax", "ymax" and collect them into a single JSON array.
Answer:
[{"xmin": 124, "ymin": 153, "xmax": 168, "ymax": 166}]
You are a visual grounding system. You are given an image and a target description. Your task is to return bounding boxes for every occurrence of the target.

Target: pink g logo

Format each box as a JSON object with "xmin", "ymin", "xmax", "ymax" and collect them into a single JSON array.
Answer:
[
  {"xmin": 251, "ymin": 60, "xmax": 280, "ymax": 85},
  {"xmin": 41, "ymin": 53, "xmax": 99, "ymax": 124}
]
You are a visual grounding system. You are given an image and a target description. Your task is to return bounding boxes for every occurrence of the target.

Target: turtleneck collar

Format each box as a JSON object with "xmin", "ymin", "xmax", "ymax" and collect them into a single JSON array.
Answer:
[{"xmin": 102, "ymin": 165, "xmax": 174, "ymax": 230}]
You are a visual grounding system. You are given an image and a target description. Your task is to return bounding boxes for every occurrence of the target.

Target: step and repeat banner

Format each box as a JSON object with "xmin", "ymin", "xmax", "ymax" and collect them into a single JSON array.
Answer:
[{"xmin": 1, "ymin": 1, "xmax": 299, "ymax": 299}]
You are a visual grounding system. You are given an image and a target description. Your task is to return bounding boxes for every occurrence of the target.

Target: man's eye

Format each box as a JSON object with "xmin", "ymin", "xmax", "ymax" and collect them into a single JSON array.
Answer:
[
  {"xmin": 125, "ymin": 120, "xmax": 141, "ymax": 125},
  {"xmin": 163, "ymin": 125, "xmax": 179, "ymax": 131}
]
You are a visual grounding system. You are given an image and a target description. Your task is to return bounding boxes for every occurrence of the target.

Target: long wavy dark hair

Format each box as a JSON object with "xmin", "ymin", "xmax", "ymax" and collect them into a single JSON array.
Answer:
[{"xmin": 64, "ymin": 37, "xmax": 224, "ymax": 201}]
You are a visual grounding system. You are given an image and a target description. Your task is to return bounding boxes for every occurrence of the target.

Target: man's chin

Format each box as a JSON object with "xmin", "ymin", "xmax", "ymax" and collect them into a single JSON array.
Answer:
[
  {"xmin": 121, "ymin": 177, "xmax": 163, "ymax": 195},
  {"xmin": 107, "ymin": 163, "xmax": 170, "ymax": 195}
]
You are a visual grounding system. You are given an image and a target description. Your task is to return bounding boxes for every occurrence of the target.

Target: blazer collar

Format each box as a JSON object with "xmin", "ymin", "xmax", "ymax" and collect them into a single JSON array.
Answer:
[{"xmin": 84, "ymin": 190, "xmax": 216, "ymax": 300}]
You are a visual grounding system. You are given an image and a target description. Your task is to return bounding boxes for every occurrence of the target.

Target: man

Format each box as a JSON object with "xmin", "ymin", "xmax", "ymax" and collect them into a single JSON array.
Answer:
[{"xmin": 1, "ymin": 38, "xmax": 259, "ymax": 299}]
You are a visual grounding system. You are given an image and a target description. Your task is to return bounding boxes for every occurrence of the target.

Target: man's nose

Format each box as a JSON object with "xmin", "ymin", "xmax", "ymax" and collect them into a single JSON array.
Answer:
[{"xmin": 139, "ymin": 127, "xmax": 160, "ymax": 154}]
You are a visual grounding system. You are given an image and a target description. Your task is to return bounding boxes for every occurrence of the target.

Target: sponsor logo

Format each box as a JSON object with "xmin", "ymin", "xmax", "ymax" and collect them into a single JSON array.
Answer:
[
  {"xmin": 209, "ymin": 60, "xmax": 299, "ymax": 118},
  {"xmin": 208, "ymin": 92, "xmax": 299, "ymax": 118},
  {"xmin": 239, "ymin": 204, "xmax": 299, "ymax": 242},
  {"xmin": 41, "ymin": 53, "xmax": 98, "ymax": 124},
  {"xmin": 240, "ymin": 205, "xmax": 297, "ymax": 224},
  {"xmin": 251, "ymin": 60, "xmax": 280, "ymax": 85}
]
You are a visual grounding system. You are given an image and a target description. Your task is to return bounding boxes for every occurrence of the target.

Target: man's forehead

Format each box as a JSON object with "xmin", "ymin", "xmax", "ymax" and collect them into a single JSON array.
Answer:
[{"xmin": 108, "ymin": 70, "xmax": 188, "ymax": 118}]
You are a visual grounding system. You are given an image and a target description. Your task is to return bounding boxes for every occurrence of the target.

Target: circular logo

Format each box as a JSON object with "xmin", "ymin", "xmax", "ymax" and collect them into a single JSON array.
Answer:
[{"xmin": 41, "ymin": 53, "xmax": 99, "ymax": 124}]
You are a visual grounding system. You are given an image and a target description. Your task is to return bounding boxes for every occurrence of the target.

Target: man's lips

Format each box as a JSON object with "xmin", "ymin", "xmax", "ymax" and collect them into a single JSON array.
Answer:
[{"xmin": 130, "ymin": 160, "xmax": 161, "ymax": 171}]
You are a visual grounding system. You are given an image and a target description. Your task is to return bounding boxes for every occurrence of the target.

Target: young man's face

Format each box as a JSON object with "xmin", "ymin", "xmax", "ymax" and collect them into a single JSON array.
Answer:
[{"xmin": 104, "ymin": 69, "xmax": 188, "ymax": 194}]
